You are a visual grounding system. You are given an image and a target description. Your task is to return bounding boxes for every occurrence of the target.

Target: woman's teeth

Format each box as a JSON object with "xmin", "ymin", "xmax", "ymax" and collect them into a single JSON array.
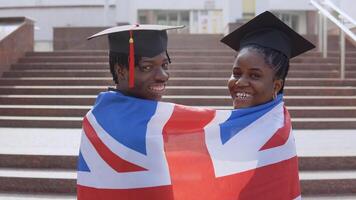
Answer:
[{"xmin": 236, "ymin": 92, "xmax": 251, "ymax": 99}]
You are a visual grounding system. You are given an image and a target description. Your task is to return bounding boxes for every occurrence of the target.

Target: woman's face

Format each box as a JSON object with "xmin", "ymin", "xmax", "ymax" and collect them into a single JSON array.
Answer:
[{"xmin": 228, "ymin": 48, "xmax": 282, "ymax": 109}]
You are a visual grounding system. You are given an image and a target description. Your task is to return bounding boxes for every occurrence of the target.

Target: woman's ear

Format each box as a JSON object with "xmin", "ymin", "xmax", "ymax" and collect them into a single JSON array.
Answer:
[{"xmin": 273, "ymin": 79, "xmax": 283, "ymax": 94}]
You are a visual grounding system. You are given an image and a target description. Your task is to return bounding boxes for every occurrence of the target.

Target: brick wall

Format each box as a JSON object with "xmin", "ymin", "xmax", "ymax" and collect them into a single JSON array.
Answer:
[
  {"xmin": 0, "ymin": 17, "xmax": 34, "ymax": 77},
  {"xmin": 53, "ymin": 27, "xmax": 109, "ymax": 50},
  {"xmin": 53, "ymin": 27, "xmax": 228, "ymax": 50}
]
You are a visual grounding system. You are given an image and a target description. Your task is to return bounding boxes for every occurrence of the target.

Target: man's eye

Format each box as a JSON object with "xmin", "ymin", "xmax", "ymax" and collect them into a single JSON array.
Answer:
[
  {"xmin": 140, "ymin": 65, "xmax": 153, "ymax": 71},
  {"xmin": 162, "ymin": 63, "xmax": 169, "ymax": 70}
]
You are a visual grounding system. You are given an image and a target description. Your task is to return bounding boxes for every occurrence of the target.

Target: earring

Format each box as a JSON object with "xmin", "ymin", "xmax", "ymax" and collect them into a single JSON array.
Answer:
[{"xmin": 272, "ymin": 91, "xmax": 277, "ymax": 100}]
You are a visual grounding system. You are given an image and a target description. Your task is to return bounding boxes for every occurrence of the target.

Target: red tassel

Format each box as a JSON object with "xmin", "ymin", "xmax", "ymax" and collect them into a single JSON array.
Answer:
[{"xmin": 129, "ymin": 30, "xmax": 135, "ymax": 88}]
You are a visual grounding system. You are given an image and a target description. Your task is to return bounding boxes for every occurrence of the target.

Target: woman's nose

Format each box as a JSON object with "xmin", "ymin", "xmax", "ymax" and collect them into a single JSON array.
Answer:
[{"xmin": 235, "ymin": 76, "xmax": 249, "ymax": 87}]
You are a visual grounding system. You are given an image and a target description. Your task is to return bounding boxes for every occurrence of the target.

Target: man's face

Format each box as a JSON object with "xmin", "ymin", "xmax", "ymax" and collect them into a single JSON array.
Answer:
[{"xmin": 117, "ymin": 52, "xmax": 169, "ymax": 101}]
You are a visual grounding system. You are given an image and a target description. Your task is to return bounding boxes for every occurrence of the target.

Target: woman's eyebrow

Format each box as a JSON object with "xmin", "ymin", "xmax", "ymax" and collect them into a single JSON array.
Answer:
[{"xmin": 249, "ymin": 68, "xmax": 263, "ymax": 72}]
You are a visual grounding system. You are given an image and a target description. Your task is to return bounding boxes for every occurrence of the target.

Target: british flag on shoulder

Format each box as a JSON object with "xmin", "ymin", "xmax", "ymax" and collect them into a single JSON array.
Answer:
[{"xmin": 77, "ymin": 91, "xmax": 301, "ymax": 200}]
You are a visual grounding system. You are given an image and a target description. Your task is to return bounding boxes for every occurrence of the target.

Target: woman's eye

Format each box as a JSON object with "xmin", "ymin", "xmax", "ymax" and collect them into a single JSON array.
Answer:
[
  {"xmin": 250, "ymin": 73, "xmax": 261, "ymax": 79},
  {"xmin": 232, "ymin": 72, "xmax": 241, "ymax": 78}
]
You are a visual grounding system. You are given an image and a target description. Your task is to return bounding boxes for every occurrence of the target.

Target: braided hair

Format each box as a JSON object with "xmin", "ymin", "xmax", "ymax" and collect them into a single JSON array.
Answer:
[{"xmin": 242, "ymin": 44, "xmax": 290, "ymax": 94}]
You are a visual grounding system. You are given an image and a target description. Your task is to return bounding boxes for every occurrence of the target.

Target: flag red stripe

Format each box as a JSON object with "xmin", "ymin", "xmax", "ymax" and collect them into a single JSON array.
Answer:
[
  {"xmin": 260, "ymin": 106, "xmax": 291, "ymax": 151},
  {"xmin": 163, "ymin": 105, "xmax": 217, "ymax": 200},
  {"xmin": 83, "ymin": 117, "xmax": 147, "ymax": 172}
]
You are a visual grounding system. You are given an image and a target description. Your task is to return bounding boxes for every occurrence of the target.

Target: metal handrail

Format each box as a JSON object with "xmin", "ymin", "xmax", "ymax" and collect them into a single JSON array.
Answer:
[
  {"xmin": 310, "ymin": 0, "xmax": 356, "ymax": 79},
  {"xmin": 310, "ymin": 0, "xmax": 356, "ymax": 41},
  {"xmin": 324, "ymin": 0, "xmax": 356, "ymax": 28}
]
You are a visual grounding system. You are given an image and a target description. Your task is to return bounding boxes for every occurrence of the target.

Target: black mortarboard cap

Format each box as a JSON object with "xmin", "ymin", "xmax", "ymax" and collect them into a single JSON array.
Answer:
[
  {"xmin": 221, "ymin": 11, "xmax": 315, "ymax": 58},
  {"xmin": 88, "ymin": 24, "xmax": 184, "ymax": 57},
  {"xmin": 88, "ymin": 24, "xmax": 184, "ymax": 87}
]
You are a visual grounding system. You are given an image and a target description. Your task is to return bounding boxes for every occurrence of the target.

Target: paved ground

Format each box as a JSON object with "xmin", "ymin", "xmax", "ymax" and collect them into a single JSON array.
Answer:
[
  {"xmin": 0, "ymin": 128, "xmax": 355, "ymax": 157},
  {"xmin": 2, "ymin": 193, "xmax": 354, "ymax": 200}
]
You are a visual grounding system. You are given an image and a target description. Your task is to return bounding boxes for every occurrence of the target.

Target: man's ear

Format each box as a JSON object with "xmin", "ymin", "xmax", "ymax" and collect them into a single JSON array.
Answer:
[
  {"xmin": 273, "ymin": 79, "xmax": 283, "ymax": 94},
  {"xmin": 116, "ymin": 64, "xmax": 127, "ymax": 80}
]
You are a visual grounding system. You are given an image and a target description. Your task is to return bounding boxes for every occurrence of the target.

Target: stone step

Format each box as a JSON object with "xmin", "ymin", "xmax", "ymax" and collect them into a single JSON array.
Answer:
[
  {"xmin": 24, "ymin": 50, "xmax": 356, "ymax": 57},
  {"xmin": 0, "ymin": 155, "xmax": 77, "ymax": 169},
  {"xmin": 0, "ymin": 116, "xmax": 355, "ymax": 129},
  {"xmin": 0, "ymin": 168, "xmax": 355, "ymax": 195},
  {"xmin": 1, "ymin": 95, "xmax": 356, "ymax": 106},
  {"xmin": 1, "ymin": 77, "xmax": 356, "ymax": 86},
  {"xmin": 0, "ymin": 193, "xmax": 75, "ymax": 200},
  {"xmin": 1, "ymin": 86, "xmax": 355, "ymax": 96},
  {"xmin": 0, "ymin": 117, "xmax": 81, "ymax": 128},
  {"xmin": 10, "ymin": 62, "xmax": 356, "ymax": 71},
  {"xmin": 292, "ymin": 118, "xmax": 356, "ymax": 129},
  {"xmin": 166, "ymin": 43, "xmax": 354, "ymax": 51},
  {"xmin": 1, "ymin": 105, "xmax": 356, "ymax": 118},
  {"xmin": 0, "ymin": 168, "xmax": 76, "ymax": 194},
  {"xmin": 3, "ymin": 69, "xmax": 356, "ymax": 79},
  {"xmin": 0, "ymin": 77, "xmax": 114, "ymax": 86},
  {"xmin": 1, "ymin": 153, "xmax": 355, "ymax": 171},
  {"xmin": 17, "ymin": 56, "xmax": 356, "ymax": 64},
  {"xmin": 300, "ymin": 170, "xmax": 356, "ymax": 195}
]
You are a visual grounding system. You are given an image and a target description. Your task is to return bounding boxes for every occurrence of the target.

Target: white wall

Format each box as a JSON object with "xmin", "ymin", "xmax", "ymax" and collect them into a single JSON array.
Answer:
[
  {"xmin": 0, "ymin": 6, "xmax": 116, "ymax": 41},
  {"xmin": 115, "ymin": 0, "xmax": 242, "ymax": 33},
  {"xmin": 0, "ymin": 0, "xmax": 116, "ymax": 41},
  {"xmin": 256, "ymin": 0, "xmax": 315, "ymax": 14},
  {"xmin": 132, "ymin": 0, "xmax": 217, "ymax": 10},
  {"xmin": 115, "ymin": 0, "xmax": 130, "ymax": 24},
  {"xmin": 225, "ymin": 0, "xmax": 243, "ymax": 23},
  {"xmin": 0, "ymin": 0, "xmax": 116, "ymax": 7},
  {"xmin": 0, "ymin": 0, "xmax": 243, "ymax": 41},
  {"xmin": 337, "ymin": 0, "xmax": 356, "ymax": 22},
  {"xmin": 2, "ymin": 0, "xmax": 353, "ymax": 41},
  {"xmin": 117, "ymin": 0, "xmax": 242, "ymax": 25}
]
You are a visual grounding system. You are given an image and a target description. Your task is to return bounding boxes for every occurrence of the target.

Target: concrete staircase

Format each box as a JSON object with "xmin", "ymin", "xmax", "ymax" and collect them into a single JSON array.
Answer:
[
  {"xmin": 1, "ymin": 50, "xmax": 356, "ymax": 129},
  {"xmin": 0, "ymin": 34, "xmax": 356, "ymax": 199}
]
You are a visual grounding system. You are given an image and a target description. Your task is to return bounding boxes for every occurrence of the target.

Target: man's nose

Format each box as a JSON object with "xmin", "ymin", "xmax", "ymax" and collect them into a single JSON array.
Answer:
[{"xmin": 155, "ymin": 67, "xmax": 169, "ymax": 82}]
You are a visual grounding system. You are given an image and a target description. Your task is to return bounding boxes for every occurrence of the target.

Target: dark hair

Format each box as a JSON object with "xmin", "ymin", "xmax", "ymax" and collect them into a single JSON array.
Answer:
[
  {"xmin": 109, "ymin": 51, "xmax": 142, "ymax": 84},
  {"xmin": 242, "ymin": 44, "xmax": 290, "ymax": 94}
]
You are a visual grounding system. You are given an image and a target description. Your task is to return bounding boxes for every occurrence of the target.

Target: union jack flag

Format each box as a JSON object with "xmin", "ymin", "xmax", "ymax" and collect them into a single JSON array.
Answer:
[{"xmin": 77, "ymin": 91, "xmax": 301, "ymax": 200}]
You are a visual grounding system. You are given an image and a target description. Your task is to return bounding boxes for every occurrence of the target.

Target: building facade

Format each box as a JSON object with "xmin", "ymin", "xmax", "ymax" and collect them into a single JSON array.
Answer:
[{"xmin": 0, "ymin": 0, "xmax": 354, "ymax": 50}]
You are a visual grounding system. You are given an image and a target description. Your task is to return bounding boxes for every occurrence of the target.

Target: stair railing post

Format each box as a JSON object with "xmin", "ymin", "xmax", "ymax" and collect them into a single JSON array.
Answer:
[
  {"xmin": 339, "ymin": 16, "xmax": 346, "ymax": 80},
  {"xmin": 322, "ymin": 14, "xmax": 328, "ymax": 58},
  {"xmin": 318, "ymin": 12, "xmax": 323, "ymax": 52},
  {"xmin": 340, "ymin": 30, "xmax": 345, "ymax": 79}
]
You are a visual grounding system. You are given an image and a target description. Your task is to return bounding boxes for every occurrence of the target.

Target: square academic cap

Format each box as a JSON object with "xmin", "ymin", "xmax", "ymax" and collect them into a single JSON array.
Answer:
[
  {"xmin": 88, "ymin": 24, "xmax": 184, "ymax": 87},
  {"xmin": 221, "ymin": 11, "xmax": 315, "ymax": 58}
]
